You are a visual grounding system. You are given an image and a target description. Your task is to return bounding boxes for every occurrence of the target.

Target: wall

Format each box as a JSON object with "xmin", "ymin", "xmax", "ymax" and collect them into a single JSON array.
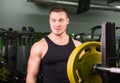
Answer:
[{"xmin": 0, "ymin": 0, "xmax": 120, "ymax": 35}]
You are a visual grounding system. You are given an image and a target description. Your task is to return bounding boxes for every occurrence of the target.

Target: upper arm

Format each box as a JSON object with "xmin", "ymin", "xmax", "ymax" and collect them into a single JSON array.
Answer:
[
  {"xmin": 26, "ymin": 41, "xmax": 43, "ymax": 80},
  {"xmin": 72, "ymin": 38, "xmax": 82, "ymax": 47}
]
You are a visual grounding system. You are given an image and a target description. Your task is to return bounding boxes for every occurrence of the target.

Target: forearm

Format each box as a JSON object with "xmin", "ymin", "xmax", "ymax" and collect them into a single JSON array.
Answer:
[{"xmin": 26, "ymin": 75, "xmax": 37, "ymax": 83}]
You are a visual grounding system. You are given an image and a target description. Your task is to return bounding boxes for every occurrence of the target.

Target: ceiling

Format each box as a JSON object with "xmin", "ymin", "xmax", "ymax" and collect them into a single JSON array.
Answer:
[
  {"xmin": 27, "ymin": 0, "xmax": 120, "ymax": 5},
  {"xmin": 27, "ymin": 0, "xmax": 120, "ymax": 13}
]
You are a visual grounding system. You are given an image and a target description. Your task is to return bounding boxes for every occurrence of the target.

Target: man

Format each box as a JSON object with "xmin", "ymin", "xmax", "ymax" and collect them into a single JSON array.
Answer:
[{"xmin": 26, "ymin": 5, "xmax": 82, "ymax": 83}]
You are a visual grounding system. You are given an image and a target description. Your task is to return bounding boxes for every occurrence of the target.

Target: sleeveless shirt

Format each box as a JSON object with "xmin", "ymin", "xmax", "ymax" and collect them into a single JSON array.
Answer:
[{"xmin": 41, "ymin": 36, "xmax": 75, "ymax": 83}]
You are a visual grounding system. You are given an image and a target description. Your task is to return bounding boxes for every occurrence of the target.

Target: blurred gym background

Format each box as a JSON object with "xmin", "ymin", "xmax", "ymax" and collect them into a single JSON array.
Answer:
[{"xmin": 0, "ymin": 0, "xmax": 120, "ymax": 83}]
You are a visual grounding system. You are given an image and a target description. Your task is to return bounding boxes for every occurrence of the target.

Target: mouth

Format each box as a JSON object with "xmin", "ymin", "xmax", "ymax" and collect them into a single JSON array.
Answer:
[{"xmin": 55, "ymin": 28, "xmax": 61, "ymax": 30}]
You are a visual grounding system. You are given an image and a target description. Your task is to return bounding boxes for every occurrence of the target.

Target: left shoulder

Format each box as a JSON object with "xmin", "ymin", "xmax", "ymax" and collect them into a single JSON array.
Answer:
[{"xmin": 72, "ymin": 38, "xmax": 82, "ymax": 47}]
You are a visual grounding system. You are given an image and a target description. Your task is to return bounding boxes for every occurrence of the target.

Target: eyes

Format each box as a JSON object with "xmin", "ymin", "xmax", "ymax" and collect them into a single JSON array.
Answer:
[{"xmin": 50, "ymin": 18, "xmax": 65, "ymax": 23}]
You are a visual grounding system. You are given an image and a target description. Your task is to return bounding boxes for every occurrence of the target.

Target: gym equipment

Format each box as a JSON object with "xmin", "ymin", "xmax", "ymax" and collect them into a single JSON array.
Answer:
[
  {"xmin": 67, "ymin": 22, "xmax": 120, "ymax": 83},
  {"xmin": 0, "ymin": 27, "xmax": 27, "ymax": 82},
  {"xmin": 74, "ymin": 33, "xmax": 85, "ymax": 42},
  {"xmin": 0, "ymin": 37, "xmax": 3, "ymax": 56},
  {"xmin": 116, "ymin": 27, "xmax": 120, "ymax": 67},
  {"xmin": 67, "ymin": 41, "xmax": 120, "ymax": 83},
  {"xmin": 67, "ymin": 41, "xmax": 102, "ymax": 83},
  {"xmin": 0, "ymin": 57, "xmax": 10, "ymax": 82},
  {"xmin": 8, "ymin": 71, "xmax": 26, "ymax": 83},
  {"xmin": 91, "ymin": 26, "xmax": 101, "ymax": 41},
  {"xmin": 101, "ymin": 22, "xmax": 120, "ymax": 83},
  {"xmin": 17, "ymin": 26, "xmax": 35, "ymax": 74},
  {"xmin": 74, "ymin": 33, "xmax": 94, "ymax": 42},
  {"xmin": 91, "ymin": 25, "xmax": 120, "ymax": 42}
]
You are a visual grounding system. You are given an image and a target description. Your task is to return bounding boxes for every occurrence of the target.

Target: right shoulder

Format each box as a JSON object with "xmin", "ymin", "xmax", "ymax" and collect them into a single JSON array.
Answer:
[
  {"xmin": 32, "ymin": 38, "xmax": 45, "ymax": 45},
  {"xmin": 31, "ymin": 38, "xmax": 47, "ymax": 50},
  {"xmin": 30, "ymin": 38, "xmax": 48, "ymax": 58}
]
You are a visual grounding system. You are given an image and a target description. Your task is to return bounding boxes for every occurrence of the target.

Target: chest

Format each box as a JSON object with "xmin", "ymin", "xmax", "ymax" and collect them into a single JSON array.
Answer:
[{"xmin": 42, "ymin": 44, "xmax": 74, "ymax": 65}]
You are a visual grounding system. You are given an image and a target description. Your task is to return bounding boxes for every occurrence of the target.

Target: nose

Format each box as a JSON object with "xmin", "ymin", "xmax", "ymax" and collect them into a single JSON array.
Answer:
[{"xmin": 55, "ymin": 21, "xmax": 61, "ymax": 27}]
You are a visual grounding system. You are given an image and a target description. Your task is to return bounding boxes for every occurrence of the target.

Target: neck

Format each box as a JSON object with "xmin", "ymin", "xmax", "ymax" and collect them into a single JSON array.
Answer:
[{"xmin": 48, "ymin": 33, "xmax": 69, "ymax": 45}]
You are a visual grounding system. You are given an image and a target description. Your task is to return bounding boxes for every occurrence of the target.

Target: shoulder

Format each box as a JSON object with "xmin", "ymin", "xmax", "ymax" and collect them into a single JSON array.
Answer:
[
  {"xmin": 30, "ymin": 38, "xmax": 48, "ymax": 57},
  {"xmin": 31, "ymin": 38, "xmax": 47, "ymax": 50},
  {"xmin": 72, "ymin": 38, "xmax": 82, "ymax": 47}
]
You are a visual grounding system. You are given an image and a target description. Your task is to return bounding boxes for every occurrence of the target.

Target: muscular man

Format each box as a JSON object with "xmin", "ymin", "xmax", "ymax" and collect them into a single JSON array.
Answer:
[{"xmin": 26, "ymin": 5, "xmax": 82, "ymax": 83}]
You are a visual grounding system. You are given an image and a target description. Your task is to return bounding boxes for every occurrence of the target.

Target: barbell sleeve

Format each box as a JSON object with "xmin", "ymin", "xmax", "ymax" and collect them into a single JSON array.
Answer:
[{"xmin": 94, "ymin": 65, "xmax": 120, "ymax": 74}]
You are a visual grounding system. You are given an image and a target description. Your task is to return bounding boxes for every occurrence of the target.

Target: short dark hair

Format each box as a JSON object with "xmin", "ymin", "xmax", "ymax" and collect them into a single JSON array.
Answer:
[{"xmin": 49, "ymin": 5, "xmax": 69, "ymax": 18}]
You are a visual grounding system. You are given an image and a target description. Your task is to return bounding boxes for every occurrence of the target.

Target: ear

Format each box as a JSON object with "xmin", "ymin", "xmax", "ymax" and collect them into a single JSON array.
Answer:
[{"xmin": 67, "ymin": 18, "xmax": 70, "ymax": 25}]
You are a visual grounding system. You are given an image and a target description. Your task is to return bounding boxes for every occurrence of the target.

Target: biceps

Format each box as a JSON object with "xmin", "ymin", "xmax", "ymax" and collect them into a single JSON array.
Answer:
[{"xmin": 27, "ymin": 55, "xmax": 41, "ymax": 76}]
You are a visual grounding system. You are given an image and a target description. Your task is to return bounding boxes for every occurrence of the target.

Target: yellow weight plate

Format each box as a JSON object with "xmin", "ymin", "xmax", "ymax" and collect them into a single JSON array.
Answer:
[
  {"xmin": 67, "ymin": 41, "xmax": 102, "ymax": 83},
  {"xmin": 0, "ymin": 67, "xmax": 10, "ymax": 81}
]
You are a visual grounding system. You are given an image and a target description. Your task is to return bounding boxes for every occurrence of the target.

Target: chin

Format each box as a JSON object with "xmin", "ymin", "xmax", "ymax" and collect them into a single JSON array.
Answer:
[{"xmin": 55, "ymin": 33, "xmax": 61, "ymax": 36}]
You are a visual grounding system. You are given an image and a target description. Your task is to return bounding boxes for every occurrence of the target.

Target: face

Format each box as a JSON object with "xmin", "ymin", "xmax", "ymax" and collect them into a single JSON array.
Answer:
[{"xmin": 49, "ymin": 11, "xmax": 69, "ymax": 36}]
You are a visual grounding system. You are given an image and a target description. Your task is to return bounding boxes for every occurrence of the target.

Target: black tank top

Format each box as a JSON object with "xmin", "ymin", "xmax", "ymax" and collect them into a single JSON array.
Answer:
[{"xmin": 41, "ymin": 36, "xmax": 75, "ymax": 83}]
